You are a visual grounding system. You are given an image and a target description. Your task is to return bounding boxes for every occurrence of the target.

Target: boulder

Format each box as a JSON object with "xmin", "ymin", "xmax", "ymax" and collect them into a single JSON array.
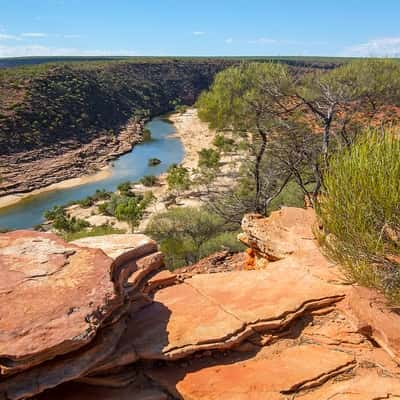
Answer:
[{"xmin": 0, "ymin": 230, "xmax": 119, "ymax": 376}]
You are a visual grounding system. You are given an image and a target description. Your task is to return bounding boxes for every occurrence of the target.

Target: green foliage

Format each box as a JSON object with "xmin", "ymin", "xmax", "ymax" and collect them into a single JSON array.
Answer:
[
  {"xmin": 213, "ymin": 134, "xmax": 236, "ymax": 153},
  {"xmin": 115, "ymin": 197, "xmax": 146, "ymax": 230},
  {"xmin": 117, "ymin": 181, "xmax": 133, "ymax": 196},
  {"xmin": 316, "ymin": 129, "xmax": 400, "ymax": 303},
  {"xmin": 140, "ymin": 175, "xmax": 158, "ymax": 186},
  {"xmin": 167, "ymin": 165, "xmax": 191, "ymax": 192},
  {"xmin": 198, "ymin": 231, "xmax": 245, "ymax": 259},
  {"xmin": 97, "ymin": 191, "xmax": 154, "ymax": 231},
  {"xmin": 63, "ymin": 224, "xmax": 126, "ymax": 242},
  {"xmin": 198, "ymin": 148, "xmax": 220, "ymax": 170},
  {"xmin": 75, "ymin": 189, "xmax": 111, "ymax": 208},
  {"xmin": 145, "ymin": 207, "xmax": 242, "ymax": 269},
  {"xmin": 0, "ymin": 60, "xmax": 227, "ymax": 154},
  {"xmin": 44, "ymin": 206, "xmax": 90, "ymax": 233}
]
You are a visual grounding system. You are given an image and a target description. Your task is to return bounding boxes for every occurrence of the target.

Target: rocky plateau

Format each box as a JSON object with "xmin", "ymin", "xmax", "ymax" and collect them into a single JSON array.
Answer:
[{"xmin": 0, "ymin": 207, "xmax": 399, "ymax": 399}]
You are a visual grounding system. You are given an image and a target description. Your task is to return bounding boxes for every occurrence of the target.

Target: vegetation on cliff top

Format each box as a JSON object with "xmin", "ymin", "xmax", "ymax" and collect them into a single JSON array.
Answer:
[
  {"xmin": 317, "ymin": 130, "xmax": 400, "ymax": 303},
  {"xmin": 197, "ymin": 59, "xmax": 400, "ymax": 302},
  {"xmin": 0, "ymin": 59, "xmax": 231, "ymax": 154}
]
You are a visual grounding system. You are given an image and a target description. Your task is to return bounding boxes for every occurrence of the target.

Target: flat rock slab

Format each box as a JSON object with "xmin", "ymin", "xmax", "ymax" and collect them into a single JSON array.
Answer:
[
  {"xmin": 72, "ymin": 234, "xmax": 159, "ymax": 293},
  {"xmin": 340, "ymin": 285, "xmax": 400, "ymax": 365},
  {"xmin": 0, "ymin": 230, "xmax": 118, "ymax": 375},
  {"xmin": 300, "ymin": 370, "xmax": 400, "ymax": 400},
  {"xmin": 131, "ymin": 282, "xmax": 245, "ymax": 359},
  {"xmin": 187, "ymin": 268, "xmax": 347, "ymax": 331},
  {"xmin": 72, "ymin": 234, "xmax": 157, "ymax": 268},
  {"xmin": 148, "ymin": 344, "xmax": 355, "ymax": 399},
  {"xmin": 131, "ymin": 264, "xmax": 346, "ymax": 360}
]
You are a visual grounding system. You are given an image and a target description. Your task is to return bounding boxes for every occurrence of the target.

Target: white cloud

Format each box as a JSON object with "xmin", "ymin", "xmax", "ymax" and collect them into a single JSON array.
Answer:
[
  {"xmin": 21, "ymin": 32, "xmax": 47, "ymax": 38},
  {"xmin": 0, "ymin": 33, "xmax": 20, "ymax": 40},
  {"xmin": 225, "ymin": 37, "xmax": 233, "ymax": 44},
  {"xmin": 345, "ymin": 37, "xmax": 400, "ymax": 57},
  {"xmin": 192, "ymin": 31, "xmax": 205, "ymax": 36},
  {"xmin": 0, "ymin": 44, "xmax": 136, "ymax": 57}
]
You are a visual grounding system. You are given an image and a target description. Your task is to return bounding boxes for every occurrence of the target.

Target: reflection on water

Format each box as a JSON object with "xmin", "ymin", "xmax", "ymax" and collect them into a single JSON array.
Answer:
[{"xmin": 0, "ymin": 118, "xmax": 184, "ymax": 229}]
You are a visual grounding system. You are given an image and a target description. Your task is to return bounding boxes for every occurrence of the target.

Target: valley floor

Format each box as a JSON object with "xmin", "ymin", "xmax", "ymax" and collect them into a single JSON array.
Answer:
[{"xmin": 67, "ymin": 108, "xmax": 240, "ymax": 233}]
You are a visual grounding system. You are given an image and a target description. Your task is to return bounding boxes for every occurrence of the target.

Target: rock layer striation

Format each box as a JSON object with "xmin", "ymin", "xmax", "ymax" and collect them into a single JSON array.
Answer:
[{"xmin": 0, "ymin": 207, "xmax": 399, "ymax": 399}]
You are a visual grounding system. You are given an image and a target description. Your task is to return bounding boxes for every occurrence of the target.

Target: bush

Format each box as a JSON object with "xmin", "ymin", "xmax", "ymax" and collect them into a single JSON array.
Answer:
[
  {"xmin": 63, "ymin": 224, "xmax": 126, "ymax": 242},
  {"xmin": 166, "ymin": 165, "xmax": 191, "ymax": 192},
  {"xmin": 44, "ymin": 206, "xmax": 90, "ymax": 233},
  {"xmin": 198, "ymin": 148, "xmax": 220, "ymax": 170},
  {"xmin": 117, "ymin": 181, "xmax": 133, "ymax": 196},
  {"xmin": 97, "ymin": 192, "xmax": 154, "ymax": 231},
  {"xmin": 213, "ymin": 134, "xmax": 235, "ymax": 153},
  {"xmin": 317, "ymin": 129, "xmax": 400, "ymax": 303},
  {"xmin": 145, "ymin": 207, "xmax": 242, "ymax": 269},
  {"xmin": 75, "ymin": 189, "xmax": 111, "ymax": 208},
  {"xmin": 140, "ymin": 175, "xmax": 158, "ymax": 187}
]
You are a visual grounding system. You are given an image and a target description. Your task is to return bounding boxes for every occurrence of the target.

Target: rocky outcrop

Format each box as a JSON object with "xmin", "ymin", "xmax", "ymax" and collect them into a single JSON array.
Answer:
[
  {"xmin": 0, "ymin": 120, "xmax": 143, "ymax": 196},
  {"xmin": 1, "ymin": 207, "xmax": 400, "ymax": 399}
]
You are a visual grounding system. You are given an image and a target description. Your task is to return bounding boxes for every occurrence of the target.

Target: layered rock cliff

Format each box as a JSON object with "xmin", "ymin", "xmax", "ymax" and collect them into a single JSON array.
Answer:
[
  {"xmin": 0, "ymin": 60, "xmax": 231, "ymax": 195},
  {"xmin": 1, "ymin": 207, "xmax": 399, "ymax": 399}
]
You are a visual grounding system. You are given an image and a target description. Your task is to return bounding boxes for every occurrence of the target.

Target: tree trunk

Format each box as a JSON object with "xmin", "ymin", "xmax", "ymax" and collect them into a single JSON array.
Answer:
[{"xmin": 254, "ymin": 128, "xmax": 267, "ymax": 214}]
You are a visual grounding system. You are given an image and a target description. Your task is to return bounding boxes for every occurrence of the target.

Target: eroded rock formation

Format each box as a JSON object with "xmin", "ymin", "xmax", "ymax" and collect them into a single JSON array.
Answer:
[{"xmin": 0, "ymin": 207, "xmax": 399, "ymax": 399}]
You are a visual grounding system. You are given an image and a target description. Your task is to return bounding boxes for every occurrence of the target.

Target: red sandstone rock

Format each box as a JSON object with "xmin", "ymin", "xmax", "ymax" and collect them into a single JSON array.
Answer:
[
  {"xmin": 0, "ymin": 230, "xmax": 119, "ymax": 376},
  {"xmin": 340, "ymin": 285, "xmax": 400, "ymax": 365},
  {"xmin": 239, "ymin": 207, "xmax": 317, "ymax": 261},
  {"xmin": 131, "ymin": 264, "xmax": 346, "ymax": 360},
  {"xmin": 148, "ymin": 345, "xmax": 355, "ymax": 399},
  {"xmin": 72, "ymin": 234, "xmax": 158, "ymax": 293}
]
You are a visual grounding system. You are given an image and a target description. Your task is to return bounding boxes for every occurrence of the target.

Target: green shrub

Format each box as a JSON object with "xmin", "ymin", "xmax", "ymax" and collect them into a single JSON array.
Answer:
[
  {"xmin": 198, "ymin": 231, "xmax": 245, "ymax": 259},
  {"xmin": 317, "ymin": 129, "xmax": 400, "ymax": 303},
  {"xmin": 140, "ymin": 175, "xmax": 158, "ymax": 187},
  {"xmin": 166, "ymin": 165, "xmax": 191, "ymax": 192},
  {"xmin": 198, "ymin": 148, "xmax": 220, "ymax": 170},
  {"xmin": 63, "ymin": 224, "xmax": 126, "ymax": 241},
  {"xmin": 145, "ymin": 207, "xmax": 241, "ymax": 270},
  {"xmin": 44, "ymin": 205, "xmax": 90, "ymax": 233},
  {"xmin": 97, "ymin": 192, "xmax": 154, "ymax": 231},
  {"xmin": 213, "ymin": 134, "xmax": 235, "ymax": 153},
  {"xmin": 75, "ymin": 189, "xmax": 111, "ymax": 208},
  {"xmin": 117, "ymin": 181, "xmax": 133, "ymax": 196}
]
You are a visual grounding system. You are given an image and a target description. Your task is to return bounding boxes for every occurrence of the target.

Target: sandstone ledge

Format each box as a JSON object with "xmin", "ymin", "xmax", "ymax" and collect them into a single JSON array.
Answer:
[{"xmin": 1, "ymin": 207, "xmax": 400, "ymax": 400}]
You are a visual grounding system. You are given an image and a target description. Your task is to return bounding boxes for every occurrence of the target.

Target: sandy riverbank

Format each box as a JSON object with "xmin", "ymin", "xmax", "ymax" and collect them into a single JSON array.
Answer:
[
  {"xmin": 0, "ymin": 166, "xmax": 112, "ymax": 209},
  {"xmin": 168, "ymin": 108, "xmax": 215, "ymax": 169},
  {"xmin": 0, "ymin": 109, "xmax": 209, "ymax": 211}
]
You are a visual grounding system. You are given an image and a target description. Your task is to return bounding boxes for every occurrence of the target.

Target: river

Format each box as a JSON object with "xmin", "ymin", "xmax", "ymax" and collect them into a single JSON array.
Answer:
[{"xmin": 0, "ymin": 117, "xmax": 184, "ymax": 230}]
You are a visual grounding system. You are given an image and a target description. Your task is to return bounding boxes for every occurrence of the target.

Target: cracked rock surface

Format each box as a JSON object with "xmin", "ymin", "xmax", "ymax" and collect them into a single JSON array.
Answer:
[{"xmin": 1, "ymin": 207, "xmax": 400, "ymax": 399}]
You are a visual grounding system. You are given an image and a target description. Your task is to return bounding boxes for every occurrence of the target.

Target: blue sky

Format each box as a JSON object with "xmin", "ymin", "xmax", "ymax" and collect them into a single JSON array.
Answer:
[{"xmin": 1, "ymin": 0, "xmax": 400, "ymax": 57}]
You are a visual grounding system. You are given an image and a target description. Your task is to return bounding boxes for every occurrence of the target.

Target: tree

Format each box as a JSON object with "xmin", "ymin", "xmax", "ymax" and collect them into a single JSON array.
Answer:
[
  {"xmin": 145, "ymin": 207, "xmax": 243, "ymax": 269},
  {"xmin": 296, "ymin": 59, "xmax": 400, "ymax": 197},
  {"xmin": 197, "ymin": 62, "xmax": 296, "ymax": 214},
  {"xmin": 166, "ymin": 164, "xmax": 191, "ymax": 192},
  {"xmin": 198, "ymin": 60, "xmax": 400, "ymax": 211},
  {"xmin": 115, "ymin": 197, "xmax": 146, "ymax": 231}
]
